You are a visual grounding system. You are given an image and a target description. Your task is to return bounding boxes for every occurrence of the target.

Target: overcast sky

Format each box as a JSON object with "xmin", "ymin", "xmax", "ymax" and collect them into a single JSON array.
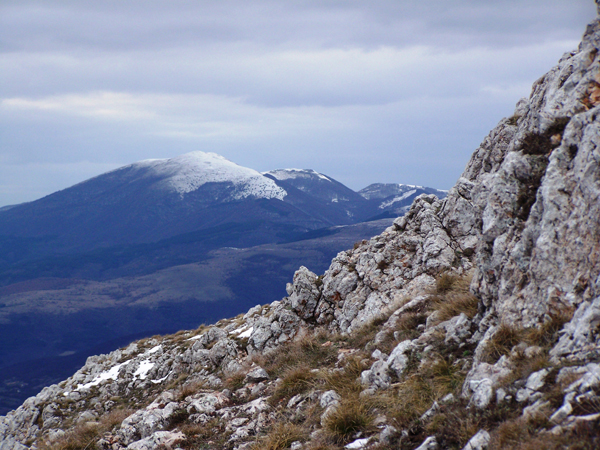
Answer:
[{"xmin": 0, "ymin": 0, "xmax": 596, "ymax": 207}]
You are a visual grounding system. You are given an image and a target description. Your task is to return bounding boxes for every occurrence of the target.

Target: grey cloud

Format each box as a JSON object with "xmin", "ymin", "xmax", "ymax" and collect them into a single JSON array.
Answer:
[
  {"xmin": 0, "ymin": 0, "xmax": 596, "ymax": 206},
  {"xmin": 1, "ymin": 1, "xmax": 594, "ymax": 52}
]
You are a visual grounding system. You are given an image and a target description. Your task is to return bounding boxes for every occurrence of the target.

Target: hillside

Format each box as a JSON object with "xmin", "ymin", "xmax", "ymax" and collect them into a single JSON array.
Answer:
[
  {"xmin": 2, "ymin": 7, "xmax": 600, "ymax": 450},
  {"xmin": 0, "ymin": 151, "xmax": 444, "ymax": 414}
]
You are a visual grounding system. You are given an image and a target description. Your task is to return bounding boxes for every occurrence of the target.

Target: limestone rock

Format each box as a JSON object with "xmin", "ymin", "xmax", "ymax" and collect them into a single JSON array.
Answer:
[
  {"xmin": 387, "ymin": 340, "xmax": 415, "ymax": 378},
  {"xmin": 462, "ymin": 430, "xmax": 491, "ymax": 450},
  {"xmin": 415, "ymin": 436, "xmax": 439, "ymax": 450}
]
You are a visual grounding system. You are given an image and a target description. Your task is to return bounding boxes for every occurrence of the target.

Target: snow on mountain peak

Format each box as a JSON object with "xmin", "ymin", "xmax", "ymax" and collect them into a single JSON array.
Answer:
[
  {"xmin": 266, "ymin": 168, "xmax": 332, "ymax": 183},
  {"xmin": 132, "ymin": 151, "xmax": 287, "ymax": 200}
]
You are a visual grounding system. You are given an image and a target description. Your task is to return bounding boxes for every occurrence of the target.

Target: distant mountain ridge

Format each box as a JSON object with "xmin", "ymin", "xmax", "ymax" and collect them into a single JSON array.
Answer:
[{"xmin": 0, "ymin": 152, "xmax": 446, "ymax": 264}]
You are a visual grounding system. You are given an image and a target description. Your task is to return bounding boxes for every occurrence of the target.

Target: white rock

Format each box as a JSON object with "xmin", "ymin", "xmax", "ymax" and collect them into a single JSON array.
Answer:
[
  {"xmin": 320, "ymin": 390, "xmax": 341, "ymax": 409},
  {"xmin": 415, "ymin": 436, "xmax": 439, "ymax": 450},
  {"xmin": 345, "ymin": 437, "xmax": 371, "ymax": 449},
  {"xmin": 386, "ymin": 340, "xmax": 415, "ymax": 378},
  {"xmin": 462, "ymin": 430, "xmax": 490, "ymax": 450}
]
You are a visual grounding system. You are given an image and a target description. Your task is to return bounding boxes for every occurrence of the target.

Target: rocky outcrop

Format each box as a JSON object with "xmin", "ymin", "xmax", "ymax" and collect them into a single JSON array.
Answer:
[{"xmin": 2, "ymin": 5, "xmax": 600, "ymax": 450}]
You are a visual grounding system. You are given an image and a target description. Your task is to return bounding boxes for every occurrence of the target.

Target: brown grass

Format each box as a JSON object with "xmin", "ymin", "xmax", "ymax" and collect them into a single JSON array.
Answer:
[
  {"xmin": 251, "ymin": 423, "xmax": 305, "ymax": 450},
  {"xmin": 223, "ymin": 371, "xmax": 247, "ymax": 391},
  {"xmin": 256, "ymin": 330, "xmax": 338, "ymax": 378},
  {"xmin": 319, "ymin": 353, "xmax": 367, "ymax": 398},
  {"xmin": 498, "ymin": 352, "xmax": 550, "ymax": 389},
  {"xmin": 424, "ymin": 403, "xmax": 482, "ymax": 449},
  {"xmin": 429, "ymin": 272, "xmax": 479, "ymax": 326},
  {"xmin": 436, "ymin": 273, "xmax": 457, "ymax": 293},
  {"xmin": 481, "ymin": 324, "xmax": 524, "ymax": 363},
  {"xmin": 377, "ymin": 311, "xmax": 427, "ymax": 354},
  {"xmin": 39, "ymin": 408, "xmax": 134, "ymax": 450},
  {"xmin": 176, "ymin": 379, "xmax": 207, "ymax": 401},
  {"xmin": 270, "ymin": 364, "xmax": 319, "ymax": 406},
  {"xmin": 323, "ymin": 397, "xmax": 375, "ymax": 444},
  {"xmin": 524, "ymin": 306, "xmax": 575, "ymax": 348},
  {"xmin": 179, "ymin": 418, "xmax": 230, "ymax": 450}
]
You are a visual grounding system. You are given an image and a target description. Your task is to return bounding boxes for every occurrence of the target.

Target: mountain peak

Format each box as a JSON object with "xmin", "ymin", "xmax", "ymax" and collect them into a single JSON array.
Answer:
[{"xmin": 124, "ymin": 151, "xmax": 287, "ymax": 200}]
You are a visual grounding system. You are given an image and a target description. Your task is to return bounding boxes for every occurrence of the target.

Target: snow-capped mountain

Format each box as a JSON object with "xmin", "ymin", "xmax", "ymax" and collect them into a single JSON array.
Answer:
[
  {"xmin": 265, "ymin": 169, "xmax": 361, "ymax": 203},
  {"xmin": 0, "ymin": 154, "xmax": 448, "ymax": 265},
  {"xmin": 123, "ymin": 152, "xmax": 286, "ymax": 200},
  {"xmin": 264, "ymin": 168, "xmax": 371, "ymax": 222},
  {"xmin": 0, "ymin": 152, "xmax": 330, "ymax": 257},
  {"xmin": 359, "ymin": 183, "xmax": 448, "ymax": 218}
]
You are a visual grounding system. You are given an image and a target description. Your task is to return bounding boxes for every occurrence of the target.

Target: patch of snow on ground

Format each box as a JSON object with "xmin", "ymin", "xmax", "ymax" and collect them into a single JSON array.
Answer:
[
  {"xmin": 77, "ymin": 361, "xmax": 131, "ymax": 390},
  {"xmin": 238, "ymin": 327, "xmax": 254, "ymax": 339},
  {"xmin": 134, "ymin": 361, "xmax": 155, "ymax": 380},
  {"xmin": 229, "ymin": 326, "xmax": 253, "ymax": 339},
  {"xmin": 345, "ymin": 438, "xmax": 370, "ymax": 449},
  {"xmin": 151, "ymin": 372, "xmax": 172, "ymax": 384},
  {"xmin": 187, "ymin": 334, "xmax": 203, "ymax": 341},
  {"xmin": 379, "ymin": 189, "xmax": 417, "ymax": 209},
  {"xmin": 146, "ymin": 345, "xmax": 162, "ymax": 354}
]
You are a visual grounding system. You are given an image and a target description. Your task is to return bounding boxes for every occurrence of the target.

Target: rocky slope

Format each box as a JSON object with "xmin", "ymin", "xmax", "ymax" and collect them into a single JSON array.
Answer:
[{"xmin": 3, "ymin": 7, "xmax": 600, "ymax": 450}]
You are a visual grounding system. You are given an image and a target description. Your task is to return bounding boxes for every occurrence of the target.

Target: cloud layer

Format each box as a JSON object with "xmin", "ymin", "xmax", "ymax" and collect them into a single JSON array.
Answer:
[{"xmin": 0, "ymin": 0, "xmax": 595, "ymax": 205}]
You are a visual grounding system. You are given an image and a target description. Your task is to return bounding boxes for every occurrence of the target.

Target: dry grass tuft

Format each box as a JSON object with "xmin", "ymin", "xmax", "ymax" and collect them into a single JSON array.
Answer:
[
  {"xmin": 429, "ymin": 272, "xmax": 479, "ymax": 326},
  {"xmin": 39, "ymin": 408, "xmax": 134, "ymax": 450},
  {"xmin": 320, "ymin": 353, "xmax": 367, "ymax": 398},
  {"xmin": 257, "ymin": 330, "xmax": 337, "ymax": 378},
  {"xmin": 176, "ymin": 379, "xmax": 208, "ymax": 401},
  {"xmin": 223, "ymin": 371, "xmax": 247, "ymax": 391},
  {"xmin": 424, "ymin": 403, "xmax": 482, "ymax": 449},
  {"xmin": 436, "ymin": 272, "xmax": 457, "ymax": 293},
  {"xmin": 482, "ymin": 324, "xmax": 524, "ymax": 363},
  {"xmin": 524, "ymin": 306, "xmax": 575, "ymax": 348},
  {"xmin": 252, "ymin": 423, "xmax": 305, "ymax": 450},
  {"xmin": 179, "ymin": 418, "xmax": 230, "ymax": 449},
  {"xmin": 270, "ymin": 365, "xmax": 318, "ymax": 405},
  {"xmin": 323, "ymin": 397, "xmax": 375, "ymax": 444}
]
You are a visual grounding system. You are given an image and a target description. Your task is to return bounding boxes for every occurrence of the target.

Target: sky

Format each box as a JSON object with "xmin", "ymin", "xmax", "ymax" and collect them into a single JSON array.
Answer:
[{"xmin": 0, "ymin": 0, "xmax": 596, "ymax": 207}]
